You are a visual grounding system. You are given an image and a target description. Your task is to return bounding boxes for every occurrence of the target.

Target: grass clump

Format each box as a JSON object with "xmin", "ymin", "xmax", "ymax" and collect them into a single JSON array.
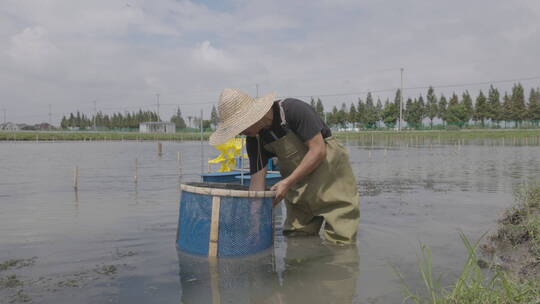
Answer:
[
  {"xmin": 395, "ymin": 233, "xmax": 540, "ymax": 304},
  {"xmin": 0, "ymin": 275, "xmax": 23, "ymax": 289},
  {"xmin": 396, "ymin": 183, "xmax": 540, "ymax": 303},
  {"xmin": 0, "ymin": 258, "xmax": 36, "ymax": 272}
]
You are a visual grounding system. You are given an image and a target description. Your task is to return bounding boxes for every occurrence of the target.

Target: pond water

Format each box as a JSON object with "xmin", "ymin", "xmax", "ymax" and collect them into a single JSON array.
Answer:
[{"xmin": 1, "ymin": 139, "xmax": 539, "ymax": 303}]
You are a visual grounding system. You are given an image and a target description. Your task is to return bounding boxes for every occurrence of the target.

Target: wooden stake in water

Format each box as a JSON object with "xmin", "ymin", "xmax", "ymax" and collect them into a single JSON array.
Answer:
[
  {"xmin": 73, "ymin": 166, "xmax": 79, "ymax": 190},
  {"xmin": 177, "ymin": 152, "xmax": 182, "ymax": 177},
  {"xmin": 209, "ymin": 257, "xmax": 221, "ymax": 304},
  {"xmin": 200, "ymin": 109, "xmax": 204, "ymax": 177},
  {"xmin": 134, "ymin": 158, "xmax": 138, "ymax": 183},
  {"xmin": 157, "ymin": 142, "xmax": 163, "ymax": 156}
]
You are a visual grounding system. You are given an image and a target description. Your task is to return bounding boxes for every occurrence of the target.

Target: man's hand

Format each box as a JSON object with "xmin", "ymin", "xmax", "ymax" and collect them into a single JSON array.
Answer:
[
  {"xmin": 270, "ymin": 133, "xmax": 326, "ymax": 206},
  {"xmin": 271, "ymin": 178, "xmax": 291, "ymax": 207}
]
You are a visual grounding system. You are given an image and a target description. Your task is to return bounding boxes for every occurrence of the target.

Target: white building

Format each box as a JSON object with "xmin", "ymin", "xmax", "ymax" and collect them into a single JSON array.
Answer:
[
  {"xmin": 139, "ymin": 122, "xmax": 176, "ymax": 134},
  {"xmin": 0, "ymin": 122, "xmax": 20, "ymax": 131}
]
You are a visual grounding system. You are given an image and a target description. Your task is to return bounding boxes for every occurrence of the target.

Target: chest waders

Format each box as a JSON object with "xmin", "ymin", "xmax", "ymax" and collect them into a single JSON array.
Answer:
[{"xmin": 262, "ymin": 100, "xmax": 360, "ymax": 244}]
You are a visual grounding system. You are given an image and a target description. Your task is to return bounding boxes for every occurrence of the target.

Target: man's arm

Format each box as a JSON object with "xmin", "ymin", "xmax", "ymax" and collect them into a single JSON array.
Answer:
[{"xmin": 271, "ymin": 133, "xmax": 326, "ymax": 203}]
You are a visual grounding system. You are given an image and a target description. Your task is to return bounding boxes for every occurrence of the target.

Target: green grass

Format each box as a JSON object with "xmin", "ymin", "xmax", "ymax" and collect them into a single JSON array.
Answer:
[
  {"xmin": 1, "ymin": 129, "xmax": 540, "ymax": 142},
  {"xmin": 395, "ymin": 183, "xmax": 540, "ymax": 304},
  {"xmin": 334, "ymin": 129, "xmax": 540, "ymax": 140},
  {"xmin": 0, "ymin": 131, "xmax": 211, "ymax": 141},
  {"xmin": 395, "ymin": 233, "xmax": 540, "ymax": 304}
]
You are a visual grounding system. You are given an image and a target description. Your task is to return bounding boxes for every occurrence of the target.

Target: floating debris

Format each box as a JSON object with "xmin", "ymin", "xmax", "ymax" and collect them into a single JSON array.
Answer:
[
  {"xmin": 94, "ymin": 265, "xmax": 117, "ymax": 276},
  {"xmin": 0, "ymin": 257, "xmax": 36, "ymax": 272},
  {"xmin": 0, "ymin": 274, "xmax": 23, "ymax": 289}
]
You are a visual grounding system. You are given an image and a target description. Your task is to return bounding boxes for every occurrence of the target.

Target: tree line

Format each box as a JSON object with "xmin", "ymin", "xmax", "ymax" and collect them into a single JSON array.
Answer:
[
  {"xmin": 61, "ymin": 110, "xmax": 160, "ymax": 129},
  {"xmin": 60, "ymin": 107, "xmax": 218, "ymax": 130},
  {"xmin": 312, "ymin": 83, "xmax": 540, "ymax": 129},
  {"xmin": 60, "ymin": 83, "xmax": 540, "ymax": 130}
]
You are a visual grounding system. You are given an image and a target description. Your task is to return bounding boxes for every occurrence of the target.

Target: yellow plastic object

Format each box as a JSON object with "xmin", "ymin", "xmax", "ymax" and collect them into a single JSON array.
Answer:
[{"xmin": 208, "ymin": 138, "xmax": 247, "ymax": 172}]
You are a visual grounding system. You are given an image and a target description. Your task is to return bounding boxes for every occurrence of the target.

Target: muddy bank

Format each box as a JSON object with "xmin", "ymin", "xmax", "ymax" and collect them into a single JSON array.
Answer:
[{"xmin": 481, "ymin": 183, "xmax": 540, "ymax": 277}]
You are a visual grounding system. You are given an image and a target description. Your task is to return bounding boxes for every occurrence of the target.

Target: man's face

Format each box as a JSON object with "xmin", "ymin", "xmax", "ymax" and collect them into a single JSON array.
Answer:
[{"xmin": 240, "ymin": 120, "xmax": 264, "ymax": 137}]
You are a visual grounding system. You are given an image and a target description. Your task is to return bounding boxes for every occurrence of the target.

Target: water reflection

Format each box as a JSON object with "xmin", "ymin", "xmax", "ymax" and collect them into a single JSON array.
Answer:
[
  {"xmin": 2, "ymin": 141, "xmax": 540, "ymax": 303},
  {"xmin": 270, "ymin": 238, "xmax": 359, "ymax": 304},
  {"xmin": 177, "ymin": 237, "xmax": 359, "ymax": 304}
]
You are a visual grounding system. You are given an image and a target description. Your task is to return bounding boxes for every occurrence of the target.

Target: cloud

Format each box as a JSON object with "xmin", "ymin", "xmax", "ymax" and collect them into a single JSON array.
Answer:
[
  {"xmin": 191, "ymin": 40, "xmax": 238, "ymax": 71},
  {"xmin": 1, "ymin": 0, "xmax": 540, "ymax": 124},
  {"xmin": 6, "ymin": 26, "xmax": 59, "ymax": 70}
]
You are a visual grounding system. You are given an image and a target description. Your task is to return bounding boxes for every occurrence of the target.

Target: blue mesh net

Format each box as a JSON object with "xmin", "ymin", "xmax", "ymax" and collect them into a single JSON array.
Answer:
[
  {"xmin": 218, "ymin": 196, "xmax": 273, "ymax": 256},
  {"xmin": 177, "ymin": 191, "xmax": 212, "ymax": 255},
  {"xmin": 177, "ymin": 183, "xmax": 273, "ymax": 257},
  {"xmin": 177, "ymin": 250, "xmax": 275, "ymax": 303}
]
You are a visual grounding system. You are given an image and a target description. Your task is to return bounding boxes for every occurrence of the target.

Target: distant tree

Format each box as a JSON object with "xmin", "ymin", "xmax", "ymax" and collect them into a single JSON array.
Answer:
[
  {"xmin": 510, "ymin": 83, "xmax": 527, "ymax": 127},
  {"xmin": 528, "ymin": 88, "xmax": 540, "ymax": 126},
  {"xmin": 404, "ymin": 98, "xmax": 414, "ymax": 128},
  {"xmin": 473, "ymin": 90, "xmax": 489, "ymax": 127},
  {"xmin": 76, "ymin": 111, "xmax": 82, "ymax": 127},
  {"xmin": 375, "ymin": 98, "xmax": 383, "ymax": 128},
  {"xmin": 446, "ymin": 93, "xmax": 468, "ymax": 126},
  {"xmin": 502, "ymin": 92, "xmax": 512, "ymax": 128},
  {"xmin": 202, "ymin": 120, "xmax": 212, "ymax": 130},
  {"xmin": 61, "ymin": 116, "xmax": 68, "ymax": 129},
  {"xmin": 171, "ymin": 107, "xmax": 187, "ymax": 129},
  {"xmin": 94, "ymin": 111, "xmax": 103, "ymax": 128},
  {"xmin": 461, "ymin": 91, "xmax": 473, "ymax": 124},
  {"xmin": 210, "ymin": 105, "xmax": 219, "ymax": 128},
  {"xmin": 393, "ymin": 89, "xmax": 403, "ymax": 128},
  {"xmin": 417, "ymin": 95, "xmax": 425, "ymax": 128},
  {"xmin": 355, "ymin": 98, "xmax": 364, "ymax": 128},
  {"xmin": 438, "ymin": 94, "xmax": 448, "ymax": 126},
  {"xmin": 426, "ymin": 87, "xmax": 438, "ymax": 128},
  {"xmin": 192, "ymin": 117, "xmax": 201, "ymax": 130},
  {"xmin": 337, "ymin": 103, "xmax": 348, "ymax": 128},
  {"xmin": 126, "ymin": 112, "xmax": 133, "ymax": 128},
  {"xmin": 103, "ymin": 114, "xmax": 111, "ymax": 128},
  {"xmin": 310, "ymin": 97, "xmax": 316, "ymax": 109},
  {"xmin": 315, "ymin": 98, "xmax": 324, "ymax": 119},
  {"xmin": 348, "ymin": 103, "xmax": 357, "ymax": 128},
  {"xmin": 487, "ymin": 85, "xmax": 502, "ymax": 127},
  {"xmin": 364, "ymin": 93, "xmax": 378, "ymax": 128},
  {"xmin": 328, "ymin": 106, "xmax": 339, "ymax": 127},
  {"xmin": 381, "ymin": 98, "xmax": 398, "ymax": 128}
]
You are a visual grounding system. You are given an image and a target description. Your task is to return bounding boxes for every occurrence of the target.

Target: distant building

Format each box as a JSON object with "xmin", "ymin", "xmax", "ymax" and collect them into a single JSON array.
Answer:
[
  {"xmin": 36, "ymin": 123, "xmax": 54, "ymax": 130},
  {"xmin": 0, "ymin": 122, "xmax": 20, "ymax": 131},
  {"xmin": 139, "ymin": 122, "xmax": 175, "ymax": 134}
]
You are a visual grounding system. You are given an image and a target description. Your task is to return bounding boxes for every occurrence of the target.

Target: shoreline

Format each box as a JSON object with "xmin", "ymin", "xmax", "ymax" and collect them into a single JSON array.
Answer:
[
  {"xmin": 1, "ymin": 129, "xmax": 540, "ymax": 142},
  {"xmin": 399, "ymin": 182, "xmax": 540, "ymax": 303}
]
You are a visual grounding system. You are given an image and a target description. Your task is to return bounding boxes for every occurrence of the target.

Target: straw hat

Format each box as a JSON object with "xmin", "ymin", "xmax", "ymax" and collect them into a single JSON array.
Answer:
[{"xmin": 209, "ymin": 88, "xmax": 277, "ymax": 146}]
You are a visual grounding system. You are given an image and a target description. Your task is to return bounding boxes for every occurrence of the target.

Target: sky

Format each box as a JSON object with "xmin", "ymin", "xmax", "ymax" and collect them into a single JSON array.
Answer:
[{"xmin": 1, "ymin": 0, "xmax": 539, "ymax": 125}]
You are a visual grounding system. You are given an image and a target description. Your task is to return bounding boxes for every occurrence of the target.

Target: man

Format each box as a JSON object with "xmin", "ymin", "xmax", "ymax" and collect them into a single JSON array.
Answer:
[{"xmin": 209, "ymin": 88, "xmax": 359, "ymax": 244}]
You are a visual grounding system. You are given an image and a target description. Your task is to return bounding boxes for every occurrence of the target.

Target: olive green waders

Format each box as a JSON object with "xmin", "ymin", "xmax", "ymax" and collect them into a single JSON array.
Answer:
[{"xmin": 262, "ymin": 101, "xmax": 360, "ymax": 244}]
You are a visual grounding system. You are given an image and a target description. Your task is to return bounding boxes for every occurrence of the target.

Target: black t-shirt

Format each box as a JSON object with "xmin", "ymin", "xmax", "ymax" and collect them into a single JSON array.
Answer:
[{"xmin": 246, "ymin": 98, "xmax": 331, "ymax": 174}]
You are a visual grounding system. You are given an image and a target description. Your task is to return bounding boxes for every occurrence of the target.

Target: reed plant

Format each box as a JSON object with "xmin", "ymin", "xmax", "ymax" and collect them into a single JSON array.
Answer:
[
  {"xmin": 394, "ymin": 232, "xmax": 540, "ymax": 304},
  {"xmin": 395, "ymin": 183, "xmax": 540, "ymax": 303}
]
